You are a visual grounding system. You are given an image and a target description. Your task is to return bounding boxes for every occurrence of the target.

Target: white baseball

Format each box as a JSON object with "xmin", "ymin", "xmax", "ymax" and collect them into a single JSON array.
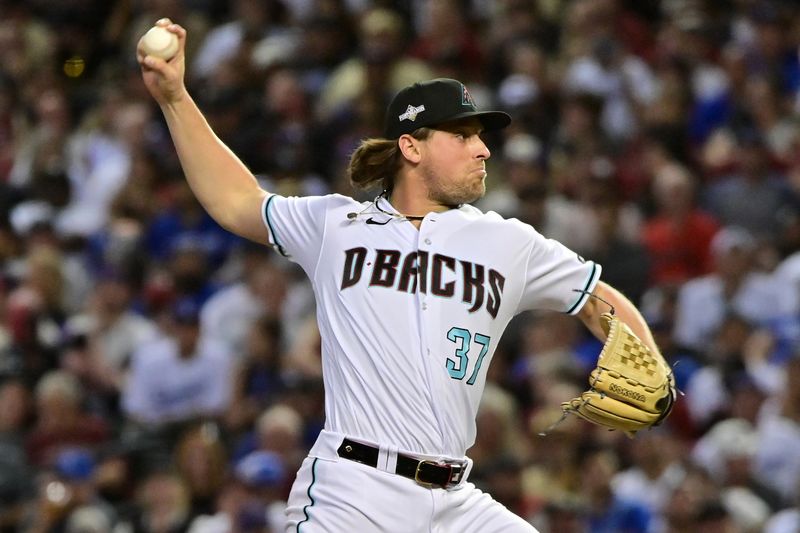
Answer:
[{"xmin": 140, "ymin": 25, "xmax": 179, "ymax": 61}]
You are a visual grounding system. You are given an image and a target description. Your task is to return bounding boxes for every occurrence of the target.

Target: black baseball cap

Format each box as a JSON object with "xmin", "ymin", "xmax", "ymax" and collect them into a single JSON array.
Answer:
[{"xmin": 384, "ymin": 78, "xmax": 511, "ymax": 139}]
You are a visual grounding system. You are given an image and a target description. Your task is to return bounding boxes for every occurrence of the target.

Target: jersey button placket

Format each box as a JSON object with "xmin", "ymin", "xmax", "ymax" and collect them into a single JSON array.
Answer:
[{"xmin": 419, "ymin": 230, "xmax": 431, "ymax": 311}]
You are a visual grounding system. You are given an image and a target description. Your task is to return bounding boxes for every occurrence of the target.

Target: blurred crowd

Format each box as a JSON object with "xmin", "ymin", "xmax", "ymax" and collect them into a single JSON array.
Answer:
[{"xmin": 1, "ymin": 0, "xmax": 799, "ymax": 532}]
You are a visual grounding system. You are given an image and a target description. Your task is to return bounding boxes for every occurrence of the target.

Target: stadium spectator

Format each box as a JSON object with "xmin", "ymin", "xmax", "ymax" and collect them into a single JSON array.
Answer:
[
  {"xmin": 642, "ymin": 163, "xmax": 720, "ymax": 285},
  {"xmin": 673, "ymin": 226, "xmax": 798, "ymax": 353},
  {"xmin": 224, "ymin": 316, "xmax": 287, "ymax": 434},
  {"xmin": 25, "ymin": 371, "xmax": 110, "ymax": 468},
  {"xmin": 199, "ymin": 242, "xmax": 288, "ymax": 358},
  {"xmin": 188, "ymin": 450, "xmax": 288, "ymax": 533},
  {"xmin": 317, "ymin": 7, "xmax": 433, "ymax": 121},
  {"xmin": 119, "ymin": 469, "xmax": 192, "ymax": 533},
  {"xmin": 754, "ymin": 356, "xmax": 800, "ymax": 507},
  {"xmin": 703, "ymin": 131, "xmax": 795, "ymax": 239},
  {"xmin": 611, "ymin": 430, "xmax": 686, "ymax": 521},
  {"xmin": 578, "ymin": 445, "xmax": 655, "ymax": 533},
  {"xmin": 122, "ymin": 299, "xmax": 233, "ymax": 430},
  {"xmin": 174, "ymin": 424, "xmax": 228, "ymax": 517},
  {"xmin": 22, "ymin": 447, "xmax": 116, "ymax": 533}
]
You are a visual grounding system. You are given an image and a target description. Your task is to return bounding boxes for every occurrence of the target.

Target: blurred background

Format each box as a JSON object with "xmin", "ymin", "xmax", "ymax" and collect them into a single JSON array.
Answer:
[{"xmin": 0, "ymin": 0, "xmax": 799, "ymax": 531}]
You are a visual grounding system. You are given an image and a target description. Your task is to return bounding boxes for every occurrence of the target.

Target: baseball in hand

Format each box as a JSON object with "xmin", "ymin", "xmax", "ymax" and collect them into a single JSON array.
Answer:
[{"xmin": 140, "ymin": 25, "xmax": 179, "ymax": 61}]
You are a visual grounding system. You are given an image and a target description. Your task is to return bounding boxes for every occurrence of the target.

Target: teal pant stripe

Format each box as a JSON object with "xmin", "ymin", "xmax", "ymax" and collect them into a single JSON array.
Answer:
[{"xmin": 297, "ymin": 458, "xmax": 319, "ymax": 532}]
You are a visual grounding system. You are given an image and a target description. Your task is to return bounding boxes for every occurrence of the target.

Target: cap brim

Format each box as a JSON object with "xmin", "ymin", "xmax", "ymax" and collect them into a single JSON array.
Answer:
[{"xmin": 435, "ymin": 110, "xmax": 512, "ymax": 132}]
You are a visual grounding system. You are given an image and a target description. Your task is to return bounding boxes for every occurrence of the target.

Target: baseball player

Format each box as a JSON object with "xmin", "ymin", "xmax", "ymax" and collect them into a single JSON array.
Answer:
[{"xmin": 138, "ymin": 20, "xmax": 664, "ymax": 533}]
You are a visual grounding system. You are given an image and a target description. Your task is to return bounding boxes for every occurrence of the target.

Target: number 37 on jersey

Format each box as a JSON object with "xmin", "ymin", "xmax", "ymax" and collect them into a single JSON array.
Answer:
[{"xmin": 444, "ymin": 327, "xmax": 491, "ymax": 386}]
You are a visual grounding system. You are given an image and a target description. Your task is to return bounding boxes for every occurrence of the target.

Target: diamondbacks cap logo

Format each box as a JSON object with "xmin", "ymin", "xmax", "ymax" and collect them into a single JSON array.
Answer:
[
  {"xmin": 399, "ymin": 104, "xmax": 425, "ymax": 122},
  {"xmin": 461, "ymin": 84, "xmax": 474, "ymax": 107}
]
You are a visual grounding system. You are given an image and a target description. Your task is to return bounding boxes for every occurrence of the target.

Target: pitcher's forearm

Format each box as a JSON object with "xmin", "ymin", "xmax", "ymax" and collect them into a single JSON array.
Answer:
[
  {"xmin": 597, "ymin": 283, "xmax": 660, "ymax": 355},
  {"xmin": 579, "ymin": 282, "xmax": 661, "ymax": 356},
  {"xmin": 160, "ymin": 91, "xmax": 266, "ymax": 231}
]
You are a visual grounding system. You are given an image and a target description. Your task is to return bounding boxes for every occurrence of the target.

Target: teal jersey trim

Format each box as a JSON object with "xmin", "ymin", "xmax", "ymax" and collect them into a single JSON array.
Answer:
[
  {"xmin": 297, "ymin": 458, "xmax": 318, "ymax": 532},
  {"xmin": 566, "ymin": 262, "xmax": 598, "ymax": 315},
  {"xmin": 265, "ymin": 195, "xmax": 288, "ymax": 257}
]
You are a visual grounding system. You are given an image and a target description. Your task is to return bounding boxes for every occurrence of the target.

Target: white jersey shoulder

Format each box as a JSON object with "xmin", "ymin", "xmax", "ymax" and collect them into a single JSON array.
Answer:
[
  {"xmin": 261, "ymin": 193, "xmax": 361, "ymax": 269},
  {"xmin": 444, "ymin": 205, "xmax": 600, "ymax": 315}
]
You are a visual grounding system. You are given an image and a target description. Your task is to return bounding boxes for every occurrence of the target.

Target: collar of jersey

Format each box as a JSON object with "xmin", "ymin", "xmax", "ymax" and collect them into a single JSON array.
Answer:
[{"xmin": 377, "ymin": 192, "xmax": 464, "ymax": 220}]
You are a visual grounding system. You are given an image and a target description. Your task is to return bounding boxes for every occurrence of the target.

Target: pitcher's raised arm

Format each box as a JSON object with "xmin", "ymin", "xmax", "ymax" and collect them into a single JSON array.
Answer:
[{"xmin": 136, "ymin": 18, "xmax": 269, "ymax": 244}]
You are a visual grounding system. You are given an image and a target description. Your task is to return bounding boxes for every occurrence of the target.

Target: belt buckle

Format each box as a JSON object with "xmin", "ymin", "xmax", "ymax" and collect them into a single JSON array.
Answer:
[
  {"xmin": 414, "ymin": 460, "xmax": 455, "ymax": 488},
  {"xmin": 414, "ymin": 460, "xmax": 440, "ymax": 488}
]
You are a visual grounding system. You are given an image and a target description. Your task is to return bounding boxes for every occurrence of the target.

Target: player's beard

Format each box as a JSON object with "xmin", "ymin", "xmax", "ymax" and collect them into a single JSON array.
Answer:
[{"xmin": 423, "ymin": 169, "xmax": 486, "ymax": 206}]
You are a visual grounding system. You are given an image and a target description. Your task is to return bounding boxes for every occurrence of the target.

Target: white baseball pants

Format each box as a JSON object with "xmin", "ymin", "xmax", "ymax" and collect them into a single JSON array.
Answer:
[{"xmin": 285, "ymin": 430, "xmax": 537, "ymax": 533}]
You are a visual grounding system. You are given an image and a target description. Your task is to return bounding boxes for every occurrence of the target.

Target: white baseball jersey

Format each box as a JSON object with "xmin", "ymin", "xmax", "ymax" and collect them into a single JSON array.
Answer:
[{"xmin": 262, "ymin": 193, "xmax": 601, "ymax": 458}]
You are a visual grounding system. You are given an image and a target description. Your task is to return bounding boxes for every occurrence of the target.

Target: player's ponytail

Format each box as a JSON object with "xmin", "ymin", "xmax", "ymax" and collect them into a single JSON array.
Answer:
[{"xmin": 348, "ymin": 128, "xmax": 433, "ymax": 192}]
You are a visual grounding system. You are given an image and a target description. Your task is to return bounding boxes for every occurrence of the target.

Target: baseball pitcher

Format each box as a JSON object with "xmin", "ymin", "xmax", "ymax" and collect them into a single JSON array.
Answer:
[{"xmin": 138, "ymin": 19, "xmax": 674, "ymax": 533}]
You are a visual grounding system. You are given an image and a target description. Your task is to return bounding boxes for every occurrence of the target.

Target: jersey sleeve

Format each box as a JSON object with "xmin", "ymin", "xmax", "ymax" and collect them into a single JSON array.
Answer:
[
  {"xmin": 261, "ymin": 194, "xmax": 330, "ymax": 273},
  {"xmin": 517, "ymin": 229, "xmax": 602, "ymax": 315}
]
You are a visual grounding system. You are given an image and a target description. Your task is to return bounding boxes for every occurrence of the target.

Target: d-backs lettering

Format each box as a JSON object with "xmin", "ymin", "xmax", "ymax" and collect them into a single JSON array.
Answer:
[{"xmin": 340, "ymin": 247, "xmax": 505, "ymax": 318}]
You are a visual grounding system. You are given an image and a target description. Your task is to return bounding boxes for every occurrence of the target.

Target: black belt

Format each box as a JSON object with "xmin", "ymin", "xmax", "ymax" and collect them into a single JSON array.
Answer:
[{"xmin": 337, "ymin": 438, "xmax": 465, "ymax": 489}]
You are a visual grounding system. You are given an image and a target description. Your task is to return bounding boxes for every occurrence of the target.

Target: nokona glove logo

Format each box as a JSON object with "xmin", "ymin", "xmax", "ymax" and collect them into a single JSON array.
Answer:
[{"xmin": 609, "ymin": 383, "xmax": 646, "ymax": 403}]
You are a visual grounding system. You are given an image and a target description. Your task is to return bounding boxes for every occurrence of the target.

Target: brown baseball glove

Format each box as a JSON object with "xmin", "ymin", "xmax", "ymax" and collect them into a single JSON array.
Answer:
[{"xmin": 562, "ymin": 312, "xmax": 676, "ymax": 437}]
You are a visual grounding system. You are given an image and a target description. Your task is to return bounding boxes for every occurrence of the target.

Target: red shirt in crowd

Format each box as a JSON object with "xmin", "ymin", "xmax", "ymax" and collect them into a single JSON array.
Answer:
[{"xmin": 643, "ymin": 211, "xmax": 720, "ymax": 284}]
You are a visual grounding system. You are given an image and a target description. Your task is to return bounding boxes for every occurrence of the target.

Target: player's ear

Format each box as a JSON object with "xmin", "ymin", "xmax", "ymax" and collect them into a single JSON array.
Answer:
[{"xmin": 397, "ymin": 134, "xmax": 422, "ymax": 164}]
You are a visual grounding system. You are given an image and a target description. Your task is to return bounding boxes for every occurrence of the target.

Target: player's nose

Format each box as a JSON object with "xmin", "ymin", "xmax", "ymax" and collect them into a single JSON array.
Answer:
[{"xmin": 473, "ymin": 136, "xmax": 490, "ymax": 160}]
